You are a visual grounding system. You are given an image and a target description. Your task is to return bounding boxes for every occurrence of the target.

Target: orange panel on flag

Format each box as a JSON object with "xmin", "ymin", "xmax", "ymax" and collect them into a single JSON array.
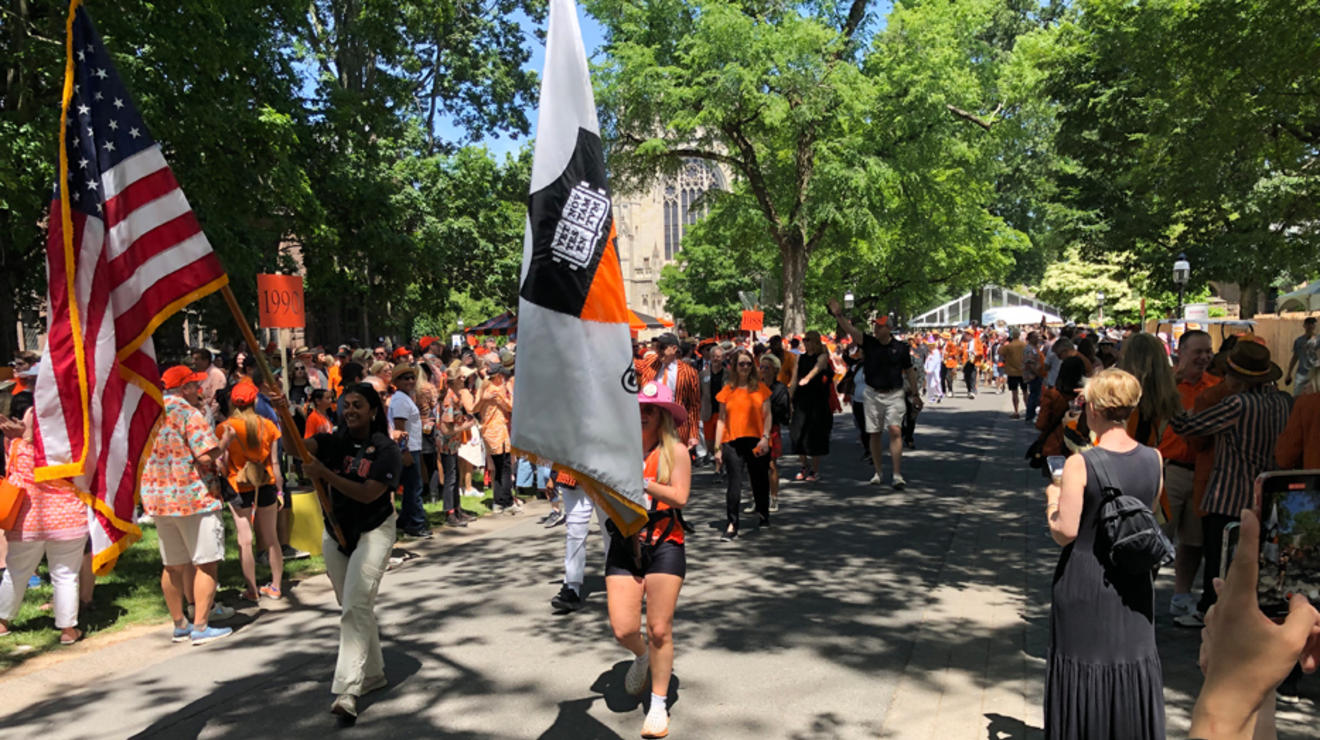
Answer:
[
  {"xmin": 741, "ymin": 310, "xmax": 764, "ymax": 332},
  {"xmin": 257, "ymin": 274, "xmax": 305, "ymax": 329}
]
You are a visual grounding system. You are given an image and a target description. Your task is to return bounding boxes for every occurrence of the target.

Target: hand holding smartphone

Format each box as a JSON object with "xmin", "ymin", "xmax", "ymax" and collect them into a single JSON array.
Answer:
[
  {"xmin": 1221, "ymin": 470, "xmax": 1320, "ymax": 621},
  {"xmin": 1047, "ymin": 455, "xmax": 1066, "ymax": 485}
]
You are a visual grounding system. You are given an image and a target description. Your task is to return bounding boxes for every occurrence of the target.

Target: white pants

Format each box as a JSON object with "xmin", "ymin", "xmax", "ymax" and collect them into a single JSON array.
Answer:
[
  {"xmin": 323, "ymin": 513, "xmax": 395, "ymax": 695},
  {"xmin": 562, "ymin": 487, "xmax": 608, "ymax": 593},
  {"xmin": 0, "ymin": 537, "xmax": 87, "ymax": 629}
]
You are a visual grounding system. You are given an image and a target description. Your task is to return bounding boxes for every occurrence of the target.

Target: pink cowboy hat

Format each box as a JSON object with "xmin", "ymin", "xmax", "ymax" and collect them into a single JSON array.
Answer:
[{"xmin": 638, "ymin": 381, "xmax": 687, "ymax": 426}]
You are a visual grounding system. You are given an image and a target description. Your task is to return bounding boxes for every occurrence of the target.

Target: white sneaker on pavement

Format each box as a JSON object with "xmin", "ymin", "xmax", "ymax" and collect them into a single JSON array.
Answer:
[
  {"xmin": 892, "ymin": 475, "xmax": 906, "ymax": 491},
  {"xmin": 1169, "ymin": 593, "xmax": 1198, "ymax": 618},
  {"xmin": 869, "ymin": 473, "xmax": 883, "ymax": 485}
]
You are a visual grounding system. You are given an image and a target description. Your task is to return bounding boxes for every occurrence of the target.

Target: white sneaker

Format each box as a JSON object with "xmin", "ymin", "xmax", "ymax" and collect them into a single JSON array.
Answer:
[
  {"xmin": 641, "ymin": 710, "xmax": 670, "ymax": 738},
  {"xmin": 892, "ymin": 475, "xmax": 906, "ymax": 491},
  {"xmin": 624, "ymin": 651, "xmax": 651, "ymax": 697},
  {"xmin": 330, "ymin": 693, "xmax": 358, "ymax": 718},
  {"xmin": 1169, "ymin": 593, "xmax": 1198, "ymax": 618},
  {"xmin": 1174, "ymin": 612, "xmax": 1204, "ymax": 628},
  {"xmin": 868, "ymin": 473, "xmax": 883, "ymax": 485}
]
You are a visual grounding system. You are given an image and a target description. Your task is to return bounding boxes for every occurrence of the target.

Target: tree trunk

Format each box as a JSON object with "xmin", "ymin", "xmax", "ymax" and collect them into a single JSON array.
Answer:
[
  {"xmin": 0, "ymin": 265, "xmax": 20, "ymax": 360},
  {"xmin": 1239, "ymin": 281, "xmax": 1259, "ymax": 319},
  {"xmin": 780, "ymin": 237, "xmax": 807, "ymax": 335}
]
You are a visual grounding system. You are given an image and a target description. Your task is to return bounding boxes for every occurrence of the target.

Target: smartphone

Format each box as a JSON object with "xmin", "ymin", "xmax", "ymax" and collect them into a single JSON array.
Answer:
[
  {"xmin": 1219, "ymin": 522, "xmax": 1240, "ymax": 580},
  {"xmin": 1232, "ymin": 470, "xmax": 1320, "ymax": 621},
  {"xmin": 1046, "ymin": 455, "xmax": 1066, "ymax": 484}
]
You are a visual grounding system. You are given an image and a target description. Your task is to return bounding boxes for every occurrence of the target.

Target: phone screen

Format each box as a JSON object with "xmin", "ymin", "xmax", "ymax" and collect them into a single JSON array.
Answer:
[
  {"xmin": 1046, "ymin": 455, "xmax": 1066, "ymax": 482},
  {"xmin": 1256, "ymin": 471, "xmax": 1320, "ymax": 620}
]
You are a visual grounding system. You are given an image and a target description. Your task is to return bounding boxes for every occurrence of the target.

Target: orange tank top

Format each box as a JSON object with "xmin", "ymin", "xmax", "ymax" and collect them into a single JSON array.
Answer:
[{"xmin": 643, "ymin": 446, "xmax": 684, "ymax": 545}]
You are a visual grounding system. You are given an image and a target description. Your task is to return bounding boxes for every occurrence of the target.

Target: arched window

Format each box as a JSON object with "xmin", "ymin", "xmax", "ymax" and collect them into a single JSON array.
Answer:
[{"xmin": 663, "ymin": 159, "xmax": 725, "ymax": 260}]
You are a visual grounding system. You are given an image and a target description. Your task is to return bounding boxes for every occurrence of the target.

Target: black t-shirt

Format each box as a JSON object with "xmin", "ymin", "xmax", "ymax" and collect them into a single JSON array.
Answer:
[
  {"xmin": 862, "ymin": 334, "xmax": 912, "ymax": 392},
  {"xmin": 312, "ymin": 430, "xmax": 401, "ymax": 554},
  {"xmin": 710, "ymin": 368, "xmax": 725, "ymax": 399}
]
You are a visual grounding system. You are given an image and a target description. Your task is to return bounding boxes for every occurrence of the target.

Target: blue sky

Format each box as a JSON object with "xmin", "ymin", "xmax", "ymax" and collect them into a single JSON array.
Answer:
[{"xmin": 432, "ymin": 5, "xmax": 606, "ymax": 159}]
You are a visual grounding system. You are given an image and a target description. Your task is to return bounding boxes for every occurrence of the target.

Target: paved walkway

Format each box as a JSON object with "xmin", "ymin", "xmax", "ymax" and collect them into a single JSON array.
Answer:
[{"xmin": 2, "ymin": 390, "xmax": 1315, "ymax": 739}]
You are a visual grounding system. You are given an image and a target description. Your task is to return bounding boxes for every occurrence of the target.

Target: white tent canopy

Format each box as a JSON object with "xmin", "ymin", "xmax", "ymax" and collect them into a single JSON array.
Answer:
[
  {"xmin": 982, "ymin": 305, "xmax": 1062, "ymax": 326},
  {"xmin": 1277, "ymin": 281, "xmax": 1320, "ymax": 313}
]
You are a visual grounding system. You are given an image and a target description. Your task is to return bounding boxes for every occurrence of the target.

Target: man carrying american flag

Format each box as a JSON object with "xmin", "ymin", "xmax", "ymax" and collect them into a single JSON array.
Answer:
[{"xmin": 33, "ymin": 0, "xmax": 229, "ymax": 575}]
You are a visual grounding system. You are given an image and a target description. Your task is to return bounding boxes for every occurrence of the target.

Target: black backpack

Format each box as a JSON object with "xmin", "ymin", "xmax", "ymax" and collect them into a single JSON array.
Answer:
[{"xmin": 1085, "ymin": 448, "xmax": 1175, "ymax": 575}]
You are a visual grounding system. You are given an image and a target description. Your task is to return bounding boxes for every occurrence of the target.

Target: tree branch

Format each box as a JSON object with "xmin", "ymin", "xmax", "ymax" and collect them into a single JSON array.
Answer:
[
  {"xmin": 841, "ymin": 0, "xmax": 870, "ymax": 40},
  {"xmin": 622, "ymin": 134, "xmax": 747, "ymax": 172},
  {"xmin": 946, "ymin": 102, "xmax": 1004, "ymax": 131}
]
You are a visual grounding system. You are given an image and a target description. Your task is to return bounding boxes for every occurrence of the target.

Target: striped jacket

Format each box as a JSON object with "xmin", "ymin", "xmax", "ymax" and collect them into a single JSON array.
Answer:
[
  {"xmin": 638, "ymin": 358, "xmax": 702, "ymax": 444},
  {"xmin": 1169, "ymin": 384, "xmax": 1293, "ymax": 517}
]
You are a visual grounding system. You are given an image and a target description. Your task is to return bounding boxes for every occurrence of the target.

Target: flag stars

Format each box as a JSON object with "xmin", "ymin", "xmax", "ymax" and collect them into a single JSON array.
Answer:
[
  {"xmin": 93, "ymin": 91, "xmax": 103, "ymax": 101},
  {"xmin": 113, "ymin": 98, "xmax": 124, "ymax": 110},
  {"xmin": 77, "ymin": 104, "xmax": 90, "ymax": 117},
  {"xmin": 103, "ymin": 141, "xmax": 116, "ymax": 153},
  {"xmin": 94, "ymin": 68, "xmax": 108, "ymax": 80},
  {"xmin": 128, "ymin": 127, "xmax": 141, "ymax": 139},
  {"xmin": 86, "ymin": 179, "xmax": 98, "ymax": 191},
  {"xmin": 78, "ymin": 157, "xmax": 89, "ymax": 169},
  {"xmin": 108, "ymin": 120, "xmax": 119, "ymax": 131}
]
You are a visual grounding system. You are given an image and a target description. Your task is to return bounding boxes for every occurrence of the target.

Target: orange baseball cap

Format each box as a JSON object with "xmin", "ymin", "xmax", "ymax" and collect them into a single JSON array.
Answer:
[
  {"xmin": 162, "ymin": 365, "xmax": 207, "ymax": 390},
  {"xmin": 230, "ymin": 380, "xmax": 259, "ymax": 406}
]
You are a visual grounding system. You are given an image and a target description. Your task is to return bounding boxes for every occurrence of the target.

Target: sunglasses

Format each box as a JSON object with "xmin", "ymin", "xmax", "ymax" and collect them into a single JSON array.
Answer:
[{"xmin": 736, "ymin": 361, "xmax": 754, "ymax": 367}]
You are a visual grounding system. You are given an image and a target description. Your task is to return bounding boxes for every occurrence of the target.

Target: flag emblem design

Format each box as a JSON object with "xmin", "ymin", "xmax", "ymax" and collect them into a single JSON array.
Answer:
[
  {"xmin": 511, "ymin": 0, "xmax": 648, "ymax": 536},
  {"xmin": 33, "ymin": 1, "xmax": 228, "ymax": 573}
]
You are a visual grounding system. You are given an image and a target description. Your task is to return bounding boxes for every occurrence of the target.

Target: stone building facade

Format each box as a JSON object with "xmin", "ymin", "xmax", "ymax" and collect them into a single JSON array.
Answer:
[{"xmin": 614, "ymin": 158, "xmax": 728, "ymax": 319}]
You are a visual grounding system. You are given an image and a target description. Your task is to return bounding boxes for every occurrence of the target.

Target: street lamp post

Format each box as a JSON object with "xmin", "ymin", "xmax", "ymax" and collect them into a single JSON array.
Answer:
[
  {"xmin": 1096, "ymin": 291, "xmax": 1106, "ymax": 325},
  {"xmin": 1172, "ymin": 253, "xmax": 1190, "ymax": 319}
]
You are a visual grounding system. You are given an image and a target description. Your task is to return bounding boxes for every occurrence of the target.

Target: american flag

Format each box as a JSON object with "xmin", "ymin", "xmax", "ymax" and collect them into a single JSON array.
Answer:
[{"xmin": 33, "ymin": 3, "xmax": 228, "ymax": 574}]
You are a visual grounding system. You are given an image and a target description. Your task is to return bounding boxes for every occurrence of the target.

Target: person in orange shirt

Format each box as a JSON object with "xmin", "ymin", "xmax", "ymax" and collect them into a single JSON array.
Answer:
[
  {"xmin": 217, "ymin": 381, "xmax": 284, "ymax": 602},
  {"xmin": 961, "ymin": 331, "xmax": 979, "ymax": 399},
  {"xmin": 8, "ymin": 352, "xmax": 39, "ymax": 394},
  {"xmin": 1276, "ymin": 337, "xmax": 1320, "ymax": 468},
  {"xmin": 1144, "ymin": 330, "xmax": 1219, "ymax": 620},
  {"xmin": 304, "ymin": 389, "xmax": 334, "ymax": 439},
  {"xmin": 714, "ymin": 349, "xmax": 773, "ymax": 540},
  {"xmin": 942, "ymin": 334, "xmax": 960, "ymax": 397}
]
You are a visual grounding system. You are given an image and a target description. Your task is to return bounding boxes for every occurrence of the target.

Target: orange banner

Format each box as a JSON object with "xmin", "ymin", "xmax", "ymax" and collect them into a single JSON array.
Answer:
[
  {"xmin": 257, "ymin": 274, "xmax": 305, "ymax": 329},
  {"xmin": 740, "ymin": 310, "xmax": 764, "ymax": 332}
]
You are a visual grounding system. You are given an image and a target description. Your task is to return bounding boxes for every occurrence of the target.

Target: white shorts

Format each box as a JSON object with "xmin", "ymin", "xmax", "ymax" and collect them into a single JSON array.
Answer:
[
  {"xmin": 863, "ymin": 385, "xmax": 906, "ymax": 433},
  {"xmin": 155, "ymin": 510, "xmax": 226, "ymax": 566}
]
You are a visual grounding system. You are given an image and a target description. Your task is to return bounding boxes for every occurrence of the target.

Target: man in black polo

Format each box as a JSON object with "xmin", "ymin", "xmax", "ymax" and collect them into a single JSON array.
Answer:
[{"xmin": 829, "ymin": 299, "xmax": 919, "ymax": 490}]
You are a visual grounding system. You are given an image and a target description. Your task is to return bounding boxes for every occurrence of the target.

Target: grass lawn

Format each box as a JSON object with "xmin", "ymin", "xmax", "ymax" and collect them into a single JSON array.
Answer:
[{"xmin": 0, "ymin": 491, "xmax": 495, "ymax": 673}]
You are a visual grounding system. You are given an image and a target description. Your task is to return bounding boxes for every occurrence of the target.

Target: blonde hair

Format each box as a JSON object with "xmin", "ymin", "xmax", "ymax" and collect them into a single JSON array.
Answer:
[
  {"xmin": 1083, "ymin": 368, "xmax": 1143, "ymax": 423},
  {"xmin": 231, "ymin": 404, "xmax": 262, "ymax": 448},
  {"xmin": 1117, "ymin": 332, "xmax": 1181, "ymax": 425},
  {"xmin": 654, "ymin": 409, "xmax": 681, "ymax": 486}
]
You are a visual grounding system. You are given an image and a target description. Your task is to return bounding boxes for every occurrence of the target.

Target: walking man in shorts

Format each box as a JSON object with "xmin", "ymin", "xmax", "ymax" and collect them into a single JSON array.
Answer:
[
  {"xmin": 140, "ymin": 366, "xmax": 231, "ymax": 645},
  {"xmin": 999, "ymin": 329, "xmax": 1028, "ymax": 418},
  {"xmin": 829, "ymin": 300, "xmax": 920, "ymax": 490}
]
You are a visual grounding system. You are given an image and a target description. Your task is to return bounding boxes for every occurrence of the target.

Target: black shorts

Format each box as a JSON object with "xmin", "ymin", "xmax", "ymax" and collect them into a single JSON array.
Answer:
[
  {"xmin": 606, "ymin": 539, "xmax": 686, "ymax": 579},
  {"xmin": 1007, "ymin": 376, "xmax": 1025, "ymax": 392},
  {"xmin": 224, "ymin": 481, "xmax": 278, "ymax": 509}
]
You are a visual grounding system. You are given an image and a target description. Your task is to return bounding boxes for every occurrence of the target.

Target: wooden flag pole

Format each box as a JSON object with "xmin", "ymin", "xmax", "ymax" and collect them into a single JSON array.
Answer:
[{"xmin": 219, "ymin": 284, "xmax": 346, "ymax": 549}]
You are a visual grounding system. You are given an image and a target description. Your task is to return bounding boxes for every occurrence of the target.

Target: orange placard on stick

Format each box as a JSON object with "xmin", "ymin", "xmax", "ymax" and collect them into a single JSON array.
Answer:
[
  {"xmin": 257, "ymin": 274, "xmax": 305, "ymax": 329},
  {"xmin": 740, "ymin": 310, "xmax": 764, "ymax": 332}
]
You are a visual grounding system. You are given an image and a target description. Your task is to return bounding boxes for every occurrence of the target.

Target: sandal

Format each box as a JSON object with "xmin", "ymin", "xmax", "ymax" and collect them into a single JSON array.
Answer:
[{"xmin": 60, "ymin": 628, "xmax": 83, "ymax": 646}]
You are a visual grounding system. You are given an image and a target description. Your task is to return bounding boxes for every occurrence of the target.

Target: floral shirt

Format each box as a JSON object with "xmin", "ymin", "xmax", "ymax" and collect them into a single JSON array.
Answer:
[
  {"xmin": 439, "ymin": 389, "xmax": 467, "ymax": 455},
  {"xmin": 5, "ymin": 437, "xmax": 87, "ymax": 542},
  {"xmin": 140, "ymin": 394, "xmax": 222, "ymax": 517}
]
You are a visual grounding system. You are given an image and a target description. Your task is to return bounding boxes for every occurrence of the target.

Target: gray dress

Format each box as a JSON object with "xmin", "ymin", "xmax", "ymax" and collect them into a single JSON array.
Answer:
[{"xmin": 1045, "ymin": 445, "xmax": 1165, "ymax": 740}]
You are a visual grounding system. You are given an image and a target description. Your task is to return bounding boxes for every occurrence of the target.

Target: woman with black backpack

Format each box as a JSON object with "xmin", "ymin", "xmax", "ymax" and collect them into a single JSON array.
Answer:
[{"xmin": 1044, "ymin": 368, "xmax": 1166, "ymax": 739}]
